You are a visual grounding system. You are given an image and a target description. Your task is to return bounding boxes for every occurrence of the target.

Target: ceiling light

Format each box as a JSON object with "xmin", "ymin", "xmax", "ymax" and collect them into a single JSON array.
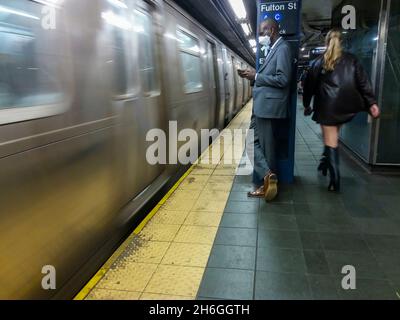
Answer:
[
  {"xmin": 37, "ymin": 0, "xmax": 65, "ymax": 7},
  {"xmin": 241, "ymin": 23, "xmax": 251, "ymax": 36},
  {"xmin": 249, "ymin": 39, "xmax": 256, "ymax": 47},
  {"xmin": 228, "ymin": 0, "xmax": 247, "ymax": 20},
  {"xmin": 107, "ymin": 0, "xmax": 128, "ymax": 9}
]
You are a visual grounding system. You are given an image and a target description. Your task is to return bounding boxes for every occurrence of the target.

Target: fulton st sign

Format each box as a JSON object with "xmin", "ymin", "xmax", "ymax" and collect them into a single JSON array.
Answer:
[{"xmin": 259, "ymin": 0, "xmax": 300, "ymax": 36}]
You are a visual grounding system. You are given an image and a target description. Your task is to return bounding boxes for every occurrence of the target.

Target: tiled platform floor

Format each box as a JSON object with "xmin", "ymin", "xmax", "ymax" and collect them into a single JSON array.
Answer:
[
  {"xmin": 82, "ymin": 100, "xmax": 400, "ymax": 300},
  {"xmin": 197, "ymin": 107, "xmax": 400, "ymax": 300},
  {"xmin": 83, "ymin": 102, "xmax": 253, "ymax": 300}
]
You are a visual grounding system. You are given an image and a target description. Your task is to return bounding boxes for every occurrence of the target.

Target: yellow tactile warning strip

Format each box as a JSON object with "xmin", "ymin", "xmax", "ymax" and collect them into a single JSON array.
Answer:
[{"xmin": 76, "ymin": 101, "xmax": 254, "ymax": 300}]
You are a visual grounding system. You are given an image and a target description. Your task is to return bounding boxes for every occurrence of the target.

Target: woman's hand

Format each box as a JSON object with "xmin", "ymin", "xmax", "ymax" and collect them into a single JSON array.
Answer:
[
  {"xmin": 369, "ymin": 104, "xmax": 380, "ymax": 119},
  {"xmin": 304, "ymin": 106, "xmax": 313, "ymax": 117}
]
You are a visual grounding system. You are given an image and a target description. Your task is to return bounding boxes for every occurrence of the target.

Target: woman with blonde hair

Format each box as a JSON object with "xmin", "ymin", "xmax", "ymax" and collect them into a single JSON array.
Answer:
[{"xmin": 303, "ymin": 29, "xmax": 380, "ymax": 192}]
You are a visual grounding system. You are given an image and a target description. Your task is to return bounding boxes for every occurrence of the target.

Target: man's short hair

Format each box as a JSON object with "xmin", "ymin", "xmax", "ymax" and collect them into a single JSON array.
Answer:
[{"xmin": 262, "ymin": 18, "xmax": 280, "ymax": 32}]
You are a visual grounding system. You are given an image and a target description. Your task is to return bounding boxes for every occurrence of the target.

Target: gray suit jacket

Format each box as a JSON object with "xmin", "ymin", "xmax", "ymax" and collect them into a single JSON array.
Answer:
[{"xmin": 253, "ymin": 39, "xmax": 293, "ymax": 119}]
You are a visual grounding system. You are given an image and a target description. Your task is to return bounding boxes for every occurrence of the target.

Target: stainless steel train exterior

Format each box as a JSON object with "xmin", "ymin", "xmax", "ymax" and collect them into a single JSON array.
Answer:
[{"xmin": 0, "ymin": 0, "xmax": 253, "ymax": 299}]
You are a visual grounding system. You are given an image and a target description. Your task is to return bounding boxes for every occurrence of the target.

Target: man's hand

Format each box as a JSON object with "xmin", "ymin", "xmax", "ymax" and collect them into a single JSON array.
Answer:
[
  {"xmin": 369, "ymin": 104, "xmax": 380, "ymax": 119},
  {"xmin": 240, "ymin": 69, "xmax": 256, "ymax": 81}
]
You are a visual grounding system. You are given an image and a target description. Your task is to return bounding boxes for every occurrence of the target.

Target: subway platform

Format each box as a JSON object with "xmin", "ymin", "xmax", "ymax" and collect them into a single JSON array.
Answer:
[{"xmin": 77, "ymin": 101, "xmax": 400, "ymax": 301}]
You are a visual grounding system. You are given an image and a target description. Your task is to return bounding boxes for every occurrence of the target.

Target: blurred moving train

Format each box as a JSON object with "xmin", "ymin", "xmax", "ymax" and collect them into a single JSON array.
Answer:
[{"xmin": 0, "ymin": 0, "xmax": 253, "ymax": 299}]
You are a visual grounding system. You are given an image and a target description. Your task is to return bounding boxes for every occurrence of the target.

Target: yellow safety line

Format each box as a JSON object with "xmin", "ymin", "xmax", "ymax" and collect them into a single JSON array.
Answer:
[
  {"xmin": 73, "ymin": 164, "xmax": 195, "ymax": 300},
  {"xmin": 73, "ymin": 102, "xmax": 253, "ymax": 300}
]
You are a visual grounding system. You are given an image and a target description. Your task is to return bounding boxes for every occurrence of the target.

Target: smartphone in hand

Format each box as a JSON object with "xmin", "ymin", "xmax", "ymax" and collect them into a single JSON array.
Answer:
[{"xmin": 237, "ymin": 69, "xmax": 246, "ymax": 77}]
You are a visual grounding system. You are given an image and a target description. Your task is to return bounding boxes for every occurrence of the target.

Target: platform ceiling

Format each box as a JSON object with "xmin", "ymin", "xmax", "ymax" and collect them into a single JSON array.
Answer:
[{"xmin": 171, "ymin": 0, "xmax": 344, "ymax": 67}]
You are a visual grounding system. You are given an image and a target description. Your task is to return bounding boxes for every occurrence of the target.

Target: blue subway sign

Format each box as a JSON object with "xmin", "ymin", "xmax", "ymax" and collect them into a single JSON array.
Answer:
[
  {"xmin": 257, "ymin": 0, "xmax": 301, "ymax": 69},
  {"xmin": 260, "ymin": 1, "xmax": 300, "ymax": 36}
]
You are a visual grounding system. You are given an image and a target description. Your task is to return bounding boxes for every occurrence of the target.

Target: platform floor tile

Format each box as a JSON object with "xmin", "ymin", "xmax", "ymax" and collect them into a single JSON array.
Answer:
[
  {"xmin": 161, "ymin": 243, "xmax": 212, "ymax": 268},
  {"xmin": 197, "ymin": 103, "xmax": 400, "ymax": 301},
  {"xmin": 81, "ymin": 101, "xmax": 254, "ymax": 300},
  {"xmin": 122, "ymin": 240, "xmax": 171, "ymax": 264},
  {"xmin": 174, "ymin": 225, "xmax": 218, "ymax": 245},
  {"xmin": 139, "ymin": 223, "xmax": 181, "ymax": 242},
  {"xmin": 139, "ymin": 293, "xmax": 193, "ymax": 300},
  {"xmin": 144, "ymin": 265, "xmax": 204, "ymax": 297},
  {"xmin": 184, "ymin": 211, "xmax": 223, "ymax": 227},
  {"xmin": 149, "ymin": 210, "xmax": 189, "ymax": 225},
  {"xmin": 86, "ymin": 289, "xmax": 141, "ymax": 300},
  {"xmin": 192, "ymin": 199, "xmax": 227, "ymax": 213},
  {"xmin": 190, "ymin": 168, "xmax": 215, "ymax": 176},
  {"xmin": 96, "ymin": 262, "xmax": 158, "ymax": 292}
]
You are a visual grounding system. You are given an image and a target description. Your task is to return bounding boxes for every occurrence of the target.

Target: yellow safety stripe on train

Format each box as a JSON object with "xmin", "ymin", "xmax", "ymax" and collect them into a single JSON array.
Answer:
[{"xmin": 73, "ymin": 164, "xmax": 195, "ymax": 300}]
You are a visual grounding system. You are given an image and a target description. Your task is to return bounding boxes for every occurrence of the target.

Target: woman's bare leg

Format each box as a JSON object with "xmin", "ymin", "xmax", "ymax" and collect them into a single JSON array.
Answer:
[{"xmin": 321, "ymin": 125, "xmax": 340, "ymax": 148}]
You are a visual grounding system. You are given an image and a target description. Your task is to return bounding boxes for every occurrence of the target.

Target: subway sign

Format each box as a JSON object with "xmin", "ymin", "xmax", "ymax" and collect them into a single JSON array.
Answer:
[
  {"xmin": 257, "ymin": 0, "xmax": 301, "ymax": 68},
  {"xmin": 259, "ymin": 0, "xmax": 300, "ymax": 36}
]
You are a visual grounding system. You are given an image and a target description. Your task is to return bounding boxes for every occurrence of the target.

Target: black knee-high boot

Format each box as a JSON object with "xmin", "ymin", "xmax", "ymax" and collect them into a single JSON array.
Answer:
[
  {"xmin": 326, "ymin": 147, "xmax": 340, "ymax": 192},
  {"xmin": 318, "ymin": 146, "xmax": 329, "ymax": 176}
]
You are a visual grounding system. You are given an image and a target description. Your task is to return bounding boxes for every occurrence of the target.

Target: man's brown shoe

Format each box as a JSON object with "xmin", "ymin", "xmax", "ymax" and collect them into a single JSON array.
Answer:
[
  {"xmin": 248, "ymin": 186, "xmax": 265, "ymax": 198},
  {"xmin": 264, "ymin": 173, "xmax": 278, "ymax": 202}
]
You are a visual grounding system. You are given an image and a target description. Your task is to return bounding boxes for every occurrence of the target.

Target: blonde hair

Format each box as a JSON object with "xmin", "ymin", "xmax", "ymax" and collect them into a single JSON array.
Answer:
[{"xmin": 323, "ymin": 30, "xmax": 343, "ymax": 71}]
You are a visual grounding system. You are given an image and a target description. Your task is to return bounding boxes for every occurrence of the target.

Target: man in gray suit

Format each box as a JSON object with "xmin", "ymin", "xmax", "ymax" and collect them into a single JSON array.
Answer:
[{"xmin": 240, "ymin": 19, "xmax": 292, "ymax": 201}]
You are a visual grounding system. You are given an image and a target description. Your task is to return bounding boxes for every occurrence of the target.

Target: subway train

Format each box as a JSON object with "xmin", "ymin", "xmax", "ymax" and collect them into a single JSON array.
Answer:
[{"xmin": 0, "ymin": 0, "xmax": 253, "ymax": 299}]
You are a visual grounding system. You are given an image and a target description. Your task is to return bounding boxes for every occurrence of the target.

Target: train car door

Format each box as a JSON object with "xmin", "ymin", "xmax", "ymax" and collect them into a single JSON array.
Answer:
[
  {"xmin": 113, "ymin": 0, "xmax": 165, "ymax": 201},
  {"xmin": 243, "ymin": 63, "xmax": 249, "ymax": 103},
  {"xmin": 134, "ymin": 0, "xmax": 166, "ymax": 190},
  {"xmin": 222, "ymin": 48, "xmax": 234, "ymax": 123},
  {"xmin": 237, "ymin": 61, "xmax": 244, "ymax": 109},
  {"xmin": 231, "ymin": 56, "xmax": 239, "ymax": 115},
  {"xmin": 242, "ymin": 62, "xmax": 246, "ymax": 104},
  {"xmin": 215, "ymin": 45, "xmax": 226, "ymax": 130},
  {"xmin": 206, "ymin": 40, "xmax": 219, "ymax": 129}
]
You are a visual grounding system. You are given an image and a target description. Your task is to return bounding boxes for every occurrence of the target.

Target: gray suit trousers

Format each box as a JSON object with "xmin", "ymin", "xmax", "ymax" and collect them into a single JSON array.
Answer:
[{"xmin": 247, "ymin": 114, "xmax": 279, "ymax": 187}]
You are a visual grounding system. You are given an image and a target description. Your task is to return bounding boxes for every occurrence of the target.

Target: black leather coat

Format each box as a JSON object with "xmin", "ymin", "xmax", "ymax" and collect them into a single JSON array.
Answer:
[{"xmin": 303, "ymin": 52, "xmax": 377, "ymax": 125}]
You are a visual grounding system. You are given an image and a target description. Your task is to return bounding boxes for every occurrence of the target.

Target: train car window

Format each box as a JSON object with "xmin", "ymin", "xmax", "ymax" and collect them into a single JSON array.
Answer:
[
  {"xmin": 0, "ymin": 0, "xmax": 68, "ymax": 124},
  {"xmin": 135, "ymin": 10, "xmax": 158, "ymax": 95},
  {"xmin": 177, "ymin": 29, "xmax": 203, "ymax": 94},
  {"xmin": 104, "ymin": 1, "xmax": 136, "ymax": 97}
]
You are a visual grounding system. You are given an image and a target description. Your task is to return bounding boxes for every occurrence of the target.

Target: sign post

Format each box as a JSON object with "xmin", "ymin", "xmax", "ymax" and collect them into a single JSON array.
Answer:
[{"xmin": 256, "ymin": 0, "xmax": 302, "ymax": 184}]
